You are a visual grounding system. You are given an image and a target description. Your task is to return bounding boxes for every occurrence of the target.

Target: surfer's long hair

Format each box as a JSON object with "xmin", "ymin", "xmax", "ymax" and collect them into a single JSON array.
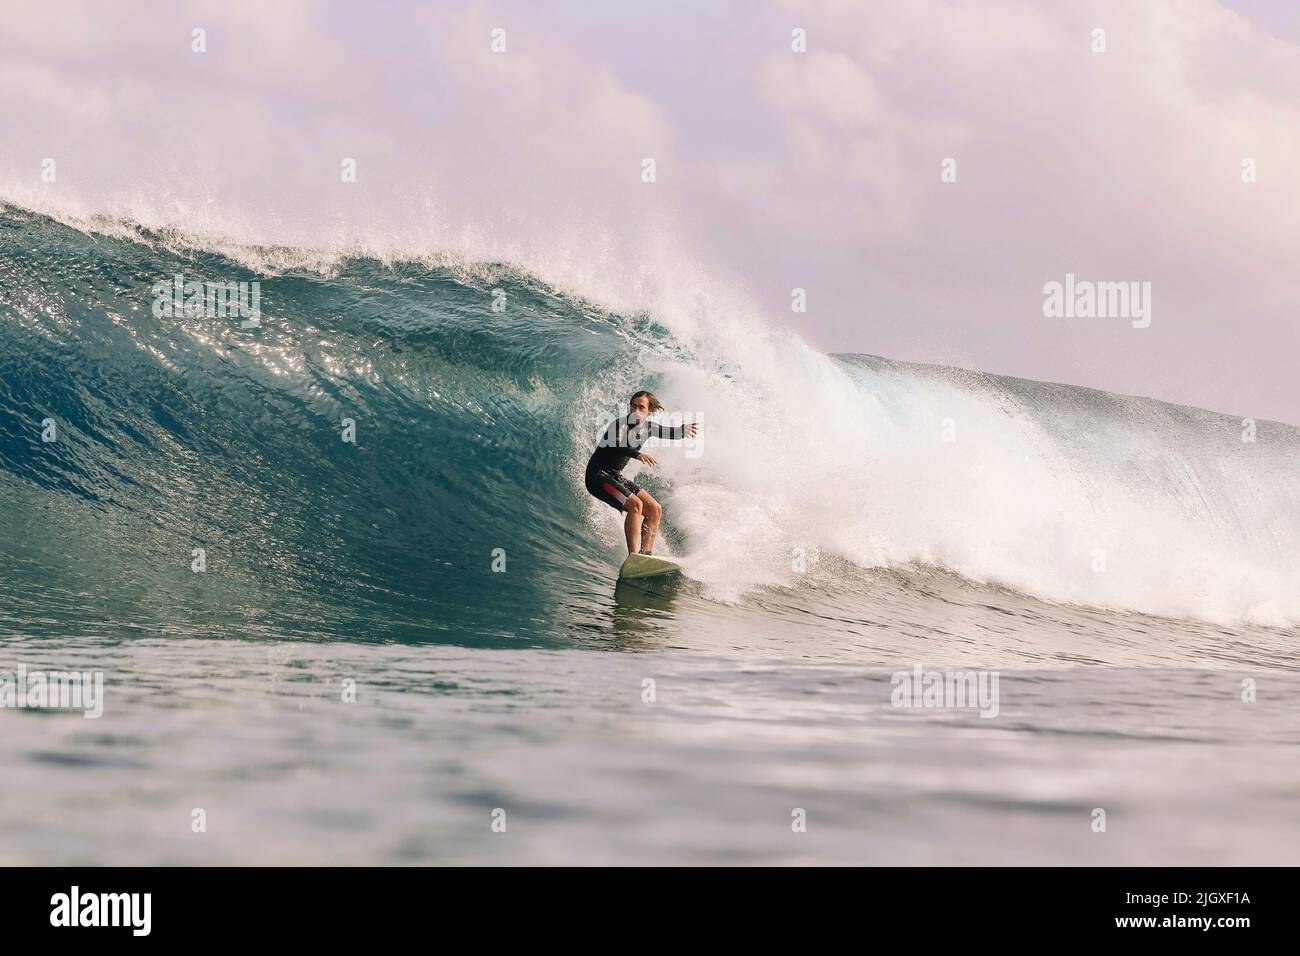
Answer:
[{"xmin": 630, "ymin": 390, "xmax": 663, "ymax": 413}]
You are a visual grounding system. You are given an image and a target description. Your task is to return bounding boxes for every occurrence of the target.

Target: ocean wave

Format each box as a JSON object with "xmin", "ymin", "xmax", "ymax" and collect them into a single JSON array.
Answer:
[{"xmin": 2, "ymin": 206, "xmax": 1298, "ymax": 634}]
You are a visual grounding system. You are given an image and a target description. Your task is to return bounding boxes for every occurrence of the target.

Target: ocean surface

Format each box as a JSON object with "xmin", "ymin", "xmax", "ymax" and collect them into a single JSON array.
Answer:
[{"xmin": 2, "ymin": 205, "xmax": 1297, "ymax": 864}]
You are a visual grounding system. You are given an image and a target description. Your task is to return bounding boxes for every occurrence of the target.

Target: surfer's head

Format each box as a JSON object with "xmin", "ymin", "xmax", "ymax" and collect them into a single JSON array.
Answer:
[{"xmin": 629, "ymin": 390, "xmax": 662, "ymax": 417}]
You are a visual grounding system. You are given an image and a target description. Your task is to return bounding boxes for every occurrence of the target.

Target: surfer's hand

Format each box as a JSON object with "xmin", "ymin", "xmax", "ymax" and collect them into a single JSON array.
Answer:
[
  {"xmin": 638, "ymin": 453, "xmax": 658, "ymax": 467},
  {"xmin": 684, "ymin": 423, "xmax": 697, "ymax": 438}
]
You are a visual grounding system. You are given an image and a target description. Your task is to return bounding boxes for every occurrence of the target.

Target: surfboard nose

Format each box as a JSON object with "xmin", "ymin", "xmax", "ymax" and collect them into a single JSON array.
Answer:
[{"xmin": 618, "ymin": 553, "xmax": 681, "ymax": 580}]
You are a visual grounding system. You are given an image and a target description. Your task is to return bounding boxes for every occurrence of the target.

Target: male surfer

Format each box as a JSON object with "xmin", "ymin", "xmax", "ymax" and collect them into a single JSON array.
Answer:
[{"xmin": 585, "ymin": 390, "xmax": 697, "ymax": 555}]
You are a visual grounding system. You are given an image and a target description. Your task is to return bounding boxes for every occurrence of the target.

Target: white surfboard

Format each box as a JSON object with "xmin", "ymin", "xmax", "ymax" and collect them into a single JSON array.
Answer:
[{"xmin": 617, "ymin": 553, "xmax": 681, "ymax": 580}]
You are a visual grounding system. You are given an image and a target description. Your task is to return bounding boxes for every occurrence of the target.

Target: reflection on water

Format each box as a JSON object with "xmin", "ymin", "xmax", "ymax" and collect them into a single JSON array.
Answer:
[
  {"xmin": 610, "ymin": 575, "xmax": 682, "ymax": 645},
  {"xmin": 1, "ymin": 635, "xmax": 1296, "ymax": 865}
]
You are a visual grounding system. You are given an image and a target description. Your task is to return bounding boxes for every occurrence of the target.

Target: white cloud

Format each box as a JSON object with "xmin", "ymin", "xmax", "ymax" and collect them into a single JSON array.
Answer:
[{"xmin": 1, "ymin": 0, "xmax": 1298, "ymax": 420}]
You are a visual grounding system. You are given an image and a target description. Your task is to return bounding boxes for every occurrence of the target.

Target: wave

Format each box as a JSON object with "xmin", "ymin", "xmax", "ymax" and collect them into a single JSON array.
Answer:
[{"xmin": 1, "ymin": 205, "xmax": 1297, "ymax": 638}]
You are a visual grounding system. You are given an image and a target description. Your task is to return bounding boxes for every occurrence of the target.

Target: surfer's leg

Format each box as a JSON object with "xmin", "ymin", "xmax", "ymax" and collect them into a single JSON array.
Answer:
[
  {"xmin": 622, "ymin": 494, "xmax": 644, "ymax": 554},
  {"xmin": 585, "ymin": 468, "xmax": 645, "ymax": 553},
  {"xmin": 635, "ymin": 491, "xmax": 662, "ymax": 554}
]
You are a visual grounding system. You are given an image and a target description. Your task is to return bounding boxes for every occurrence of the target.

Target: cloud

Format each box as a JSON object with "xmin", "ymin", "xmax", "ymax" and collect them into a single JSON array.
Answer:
[
  {"xmin": 749, "ymin": 0, "xmax": 1300, "ymax": 421},
  {"xmin": 758, "ymin": 52, "xmax": 886, "ymax": 130},
  {"xmin": 1, "ymin": 0, "xmax": 1297, "ymax": 421}
]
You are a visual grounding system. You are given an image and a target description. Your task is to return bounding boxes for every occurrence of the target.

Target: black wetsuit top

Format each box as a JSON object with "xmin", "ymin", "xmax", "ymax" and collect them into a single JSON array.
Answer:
[{"xmin": 586, "ymin": 414, "xmax": 687, "ymax": 477}]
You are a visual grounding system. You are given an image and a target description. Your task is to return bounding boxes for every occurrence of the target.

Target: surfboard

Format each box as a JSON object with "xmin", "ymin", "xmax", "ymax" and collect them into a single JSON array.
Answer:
[{"xmin": 618, "ymin": 553, "xmax": 681, "ymax": 580}]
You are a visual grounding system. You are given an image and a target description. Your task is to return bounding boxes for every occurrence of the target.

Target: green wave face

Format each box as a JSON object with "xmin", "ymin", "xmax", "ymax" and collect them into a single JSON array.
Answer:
[{"xmin": 0, "ymin": 208, "xmax": 648, "ymax": 645}]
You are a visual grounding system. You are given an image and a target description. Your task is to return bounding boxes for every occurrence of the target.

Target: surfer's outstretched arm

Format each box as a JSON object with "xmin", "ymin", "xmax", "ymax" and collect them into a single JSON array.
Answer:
[{"xmin": 646, "ymin": 421, "xmax": 697, "ymax": 440}]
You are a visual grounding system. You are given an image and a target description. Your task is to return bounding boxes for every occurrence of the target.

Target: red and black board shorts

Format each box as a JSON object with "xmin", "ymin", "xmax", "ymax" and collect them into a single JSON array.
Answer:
[{"xmin": 585, "ymin": 468, "xmax": 641, "ymax": 512}]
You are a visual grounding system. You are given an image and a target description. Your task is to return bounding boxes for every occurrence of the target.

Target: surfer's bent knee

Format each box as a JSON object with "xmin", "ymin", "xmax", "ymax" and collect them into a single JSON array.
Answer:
[{"xmin": 624, "ymin": 495, "xmax": 643, "ymax": 515}]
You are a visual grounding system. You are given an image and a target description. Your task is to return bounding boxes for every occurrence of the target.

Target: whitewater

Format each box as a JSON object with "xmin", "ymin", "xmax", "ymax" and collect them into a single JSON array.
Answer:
[{"xmin": 1, "ymin": 203, "xmax": 1298, "ymax": 865}]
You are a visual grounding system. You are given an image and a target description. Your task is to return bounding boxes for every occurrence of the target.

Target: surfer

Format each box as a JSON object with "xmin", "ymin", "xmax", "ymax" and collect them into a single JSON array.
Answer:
[{"xmin": 585, "ymin": 390, "xmax": 697, "ymax": 555}]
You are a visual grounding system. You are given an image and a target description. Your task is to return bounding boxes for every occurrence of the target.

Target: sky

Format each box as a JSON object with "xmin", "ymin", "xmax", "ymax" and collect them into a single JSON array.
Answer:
[{"xmin": 2, "ymin": 0, "xmax": 1298, "ymax": 423}]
